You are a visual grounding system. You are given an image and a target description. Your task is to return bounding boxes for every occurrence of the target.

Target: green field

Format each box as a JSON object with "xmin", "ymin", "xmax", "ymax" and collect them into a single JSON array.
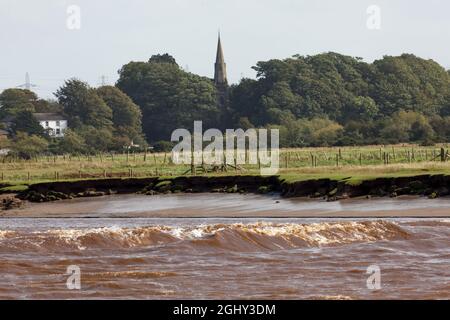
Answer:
[{"xmin": 1, "ymin": 144, "xmax": 450, "ymax": 187}]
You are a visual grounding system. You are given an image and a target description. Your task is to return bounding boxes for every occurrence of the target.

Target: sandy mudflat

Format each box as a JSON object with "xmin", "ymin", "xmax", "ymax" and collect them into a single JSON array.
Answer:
[{"xmin": 2, "ymin": 193, "xmax": 450, "ymax": 218}]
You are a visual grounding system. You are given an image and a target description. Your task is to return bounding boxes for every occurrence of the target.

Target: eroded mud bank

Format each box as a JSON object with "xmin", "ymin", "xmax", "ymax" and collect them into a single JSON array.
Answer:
[{"xmin": 8, "ymin": 174, "xmax": 450, "ymax": 203}]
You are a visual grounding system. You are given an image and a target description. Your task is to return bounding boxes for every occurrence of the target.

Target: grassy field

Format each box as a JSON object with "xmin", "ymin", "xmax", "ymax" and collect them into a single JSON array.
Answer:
[{"xmin": 1, "ymin": 144, "xmax": 450, "ymax": 186}]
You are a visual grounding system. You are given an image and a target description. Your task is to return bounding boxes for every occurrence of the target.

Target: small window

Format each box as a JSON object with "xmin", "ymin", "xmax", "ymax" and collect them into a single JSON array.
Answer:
[
  {"xmin": 56, "ymin": 129, "xmax": 61, "ymax": 135},
  {"xmin": 56, "ymin": 121, "xmax": 60, "ymax": 126},
  {"xmin": 45, "ymin": 121, "xmax": 49, "ymax": 127}
]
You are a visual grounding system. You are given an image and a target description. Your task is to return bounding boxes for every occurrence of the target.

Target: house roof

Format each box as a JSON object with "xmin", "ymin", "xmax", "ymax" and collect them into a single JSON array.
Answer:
[{"xmin": 33, "ymin": 113, "xmax": 66, "ymax": 121}]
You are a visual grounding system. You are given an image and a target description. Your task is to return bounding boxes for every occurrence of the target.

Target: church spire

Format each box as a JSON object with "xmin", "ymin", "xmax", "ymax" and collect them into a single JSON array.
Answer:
[{"xmin": 214, "ymin": 33, "xmax": 228, "ymax": 86}]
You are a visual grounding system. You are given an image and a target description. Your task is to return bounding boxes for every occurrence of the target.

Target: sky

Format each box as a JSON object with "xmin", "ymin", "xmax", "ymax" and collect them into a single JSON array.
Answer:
[{"xmin": 0, "ymin": 0, "xmax": 449, "ymax": 98}]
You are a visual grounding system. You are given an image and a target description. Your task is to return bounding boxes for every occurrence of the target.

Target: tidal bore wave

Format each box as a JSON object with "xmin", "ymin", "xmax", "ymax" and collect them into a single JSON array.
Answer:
[{"xmin": 0, "ymin": 221, "xmax": 409, "ymax": 252}]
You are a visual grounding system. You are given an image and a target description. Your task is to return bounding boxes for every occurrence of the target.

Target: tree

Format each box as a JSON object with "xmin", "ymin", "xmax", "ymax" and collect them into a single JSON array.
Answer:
[
  {"xmin": 33, "ymin": 99, "xmax": 63, "ymax": 113},
  {"xmin": 299, "ymin": 118, "xmax": 344, "ymax": 147},
  {"xmin": 11, "ymin": 111, "xmax": 45, "ymax": 136},
  {"xmin": 11, "ymin": 132, "xmax": 48, "ymax": 159},
  {"xmin": 78, "ymin": 126, "xmax": 113, "ymax": 152},
  {"xmin": 51, "ymin": 129, "xmax": 87, "ymax": 154},
  {"xmin": 148, "ymin": 53, "xmax": 177, "ymax": 65},
  {"xmin": 96, "ymin": 86, "xmax": 145, "ymax": 145},
  {"xmin": 117, "ymin": 54, "xmax": 220, "ymax": 142},
  {"xmin": 229, "ymin": 52, "xmax": 450, "ymax": 146},
  {"xmin": 0, "ymin": 88, "xmax": 37, "ymax": 117},
  {"xmin": 379, "ymin": 110, "xmax": 436, "ymax": 144},
  {"xmin": 55, "ymin": 79, "xmax": 113, "ymax": 129},
  {"xmin": 410, "ymin": 117, "xmax": 435, "ymax": 143},
  {"xmin": 342, "ymin": 96, "xmax": 379, "ymax": 122}
]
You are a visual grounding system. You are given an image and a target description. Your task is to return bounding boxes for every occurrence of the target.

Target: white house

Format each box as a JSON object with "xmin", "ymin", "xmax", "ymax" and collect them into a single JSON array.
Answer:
[{"xmin": 34, "ymin": 113, "xmax": 68, "ymax": 138}]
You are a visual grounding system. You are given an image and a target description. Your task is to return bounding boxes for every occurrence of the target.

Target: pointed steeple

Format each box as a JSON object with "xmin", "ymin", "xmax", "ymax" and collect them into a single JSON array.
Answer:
[
  {"xmin": 214, "ymin": 33, "xmax": 228, "ymax": 86},
  {"xmin": 216, "ymin": 34, "xmax": 225, "ymax": 65}
]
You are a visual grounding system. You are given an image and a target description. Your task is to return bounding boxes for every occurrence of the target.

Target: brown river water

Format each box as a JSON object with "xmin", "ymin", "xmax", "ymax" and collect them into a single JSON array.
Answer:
[{"xmin": 0, "ymin": 194, "xmax": 449, "ymax": 299}]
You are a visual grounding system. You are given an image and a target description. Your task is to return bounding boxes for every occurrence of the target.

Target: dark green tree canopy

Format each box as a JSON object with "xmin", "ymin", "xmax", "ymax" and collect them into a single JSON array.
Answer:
[
  {"xmin": 55, "ymin": 79, "xmax": 113, "ymax": 129},
  {"xmin": 229, "ymin": 52, "xmax": 450, "ymax": 146},
  {"xmin": 96, "ymin": 86, "xmax": 145, "ymax": 144},
  {"xmin": 148, "ymin": 54, "xmax": 178, "ymax": 65},
  {"xmin": 233, "ymin": 53, "xmax": 450, "ymax": 124},
  {"xmin": 117, "ymin": 55, "xmax": 220, "ymax": 142},
  {"xmin": 11, "ymin": 110, "xmax": 45, "ymax": 136},
  {"xmin": 0, "ymin": 88, "xmax": 38, "ymax": 117}
]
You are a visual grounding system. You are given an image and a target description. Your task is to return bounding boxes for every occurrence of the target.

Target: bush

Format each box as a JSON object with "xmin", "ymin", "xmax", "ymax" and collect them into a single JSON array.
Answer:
[
  {"xmin": 152, "ymin": 140, "xmax": 175, "ymax": 152},
  {"xmin": 50, "ymin": 129, "xmax": 87, "ymax": 154},
  {"xmin": 11, "ymin": 132, "xmax": 48, "ymax": 159}
]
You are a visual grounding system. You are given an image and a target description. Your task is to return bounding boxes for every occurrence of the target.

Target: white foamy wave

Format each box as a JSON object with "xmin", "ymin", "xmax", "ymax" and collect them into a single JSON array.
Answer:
[
  {"xmin": 0, "ymin": 220, "xmax": 409, "ymax": 251},
  {"xmin": 0, "ymin": 230, "xmax": 16, "ymax": 239}
]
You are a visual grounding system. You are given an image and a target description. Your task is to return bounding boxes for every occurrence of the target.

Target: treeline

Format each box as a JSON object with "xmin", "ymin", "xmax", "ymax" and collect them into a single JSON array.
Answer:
[
  {"xmin": 1, "ymin": 52, "xmax": 450, "ymax": 158},
  {"xmin": 116, "ymin": 52, "xmax": 450, "ymax": 148},
  {"xmin": 230, "ymin": 53, "xmax": 450, "ymax": 146},
  {"xmin": 0, "ymin": 81, "xmax": 146, "ymax": 158}
]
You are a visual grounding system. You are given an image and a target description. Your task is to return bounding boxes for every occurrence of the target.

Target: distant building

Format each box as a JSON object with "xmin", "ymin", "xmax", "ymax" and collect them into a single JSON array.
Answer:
[
  {"xmin": 33, "ymin": 113, "xmax": 67, "ymax": 138},
  {"xmin": 214, "ymin": 34, "xmax": 229, "ymax": 109}
]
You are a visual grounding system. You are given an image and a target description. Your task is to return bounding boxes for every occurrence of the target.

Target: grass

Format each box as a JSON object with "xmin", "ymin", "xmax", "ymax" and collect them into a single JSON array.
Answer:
[
  {"xmin": 1, "ymin": 144, "xmax": 450, "ymax": 187},
  {"xmin": 0, "ymin": 185, "xmax": 29, "ymax": 193}
]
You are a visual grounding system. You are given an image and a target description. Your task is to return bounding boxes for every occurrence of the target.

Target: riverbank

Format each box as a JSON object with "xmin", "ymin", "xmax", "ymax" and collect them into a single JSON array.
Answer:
[{"xmin": 2, "ymin": 173, "xmax": 450, "ymax": 205}]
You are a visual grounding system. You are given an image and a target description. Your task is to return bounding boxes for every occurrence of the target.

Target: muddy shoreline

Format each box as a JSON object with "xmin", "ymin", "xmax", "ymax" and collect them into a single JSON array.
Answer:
[
  {"xmin": 0, "ymin": 174, "xmax": 449, "ymax": 217},
  {"xmin": 7, "ymin": 174, "xmax": 450, "ymax": 203},
  {"xmin": 3, "ymin": 193, "xmax": 450, "ymax": 218}
]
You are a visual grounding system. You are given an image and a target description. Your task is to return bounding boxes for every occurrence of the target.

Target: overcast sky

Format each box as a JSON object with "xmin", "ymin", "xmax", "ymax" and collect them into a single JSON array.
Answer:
[{"xmin": 1, "ymin": 0, "xmax": 449, "ymax": 98}]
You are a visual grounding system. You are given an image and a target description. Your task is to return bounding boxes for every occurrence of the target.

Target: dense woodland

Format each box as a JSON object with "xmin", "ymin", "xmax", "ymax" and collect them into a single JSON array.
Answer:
[{"xmin": 1, "ymin": 52, "xmax": 450, "ymax": 157}]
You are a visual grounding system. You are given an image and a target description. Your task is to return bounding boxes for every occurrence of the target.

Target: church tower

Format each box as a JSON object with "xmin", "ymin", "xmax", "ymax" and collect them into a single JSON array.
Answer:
[{"xmin": 214, "ymin": 34, "xmax": 228, "ymax": 108}]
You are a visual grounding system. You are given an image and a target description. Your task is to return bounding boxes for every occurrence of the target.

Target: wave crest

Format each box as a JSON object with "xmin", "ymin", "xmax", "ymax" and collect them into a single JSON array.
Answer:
[{"xmin": 0, "ymin": 221, "xmax": 409, "ymax": 252}]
